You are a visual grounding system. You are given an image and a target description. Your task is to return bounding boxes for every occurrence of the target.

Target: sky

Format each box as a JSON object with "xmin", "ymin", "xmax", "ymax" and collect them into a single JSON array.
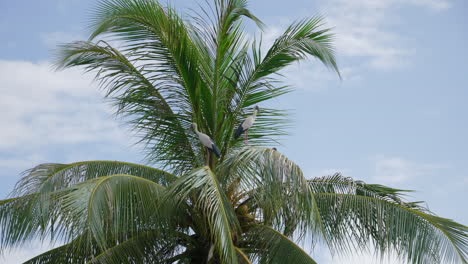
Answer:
[{"xmin": 0, "ymin": 0, "xmax": 467, "ymax": 263}]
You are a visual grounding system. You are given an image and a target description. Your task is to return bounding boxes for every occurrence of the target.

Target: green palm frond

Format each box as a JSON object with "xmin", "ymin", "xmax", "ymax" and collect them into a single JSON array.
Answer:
[
  {"xmin": 1, "ymin": 173, "xmax": 181, "ymax": 251},
  {"xmin": 4, "ymin": 0, "xmax": 466, "ymax": 263},
  {"xmin": 313, "ymin": 192, "xmax": 468, "ymax": 264},
  {"xmin": 13, "ymin": 160, "xmax": 178, "ymax": 196},
  {"xmin": 309, "ymin": 173, "xmax": 416, "ymax": 206},
  {"xmin": 22, "ymin": 234, "xmax": 93, "ymax": 264},
  {"xmin": 222, "ymin": 16, "xmax": 339, "ymax": 151},
  {"xmin": 85, "ymin": 229, "xmax": 181, "ymax": 264},
  {"xmin": 58, "ymin": 174, "xmax": 173, "ymax": 248},
  {"xmin": 243, "ymin": 225, "xmax": 317, "ymax": 264},
  {"xmin": 254, "ymin": 16, "xmax": 339, "ymax": 79},
  {"xmin": 219, "ymin": 147, "xmax": 319, "ymax": 236},
  {"xmin": 0, "ymin": 191, "xmax": 66, "ymax": 249},
  {"xmin": 167, "ymin": 167, "xmax": 240, "ymax": 264},
  {"xmin": 23, "ymin": 230, "xmax": 180, "ymax": 264},
  {"xmin": 1, "ymin": 161, "xmax": 177, "ymax": 249},
  {"xmin": 236, "ymin": 247, "xmax": 253, "ymax": 264},
  {"xmin": 55, "ymin": 38, "xmax": 198, "ymax": 173}
]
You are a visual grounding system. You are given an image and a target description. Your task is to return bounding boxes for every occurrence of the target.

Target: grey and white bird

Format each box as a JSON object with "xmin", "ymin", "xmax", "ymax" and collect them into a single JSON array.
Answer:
[
  {"xmin": 234, "ymin": 105, "xmax": 259, "ymax": 144},
  {"xmin": 192, "ymin": 123, "xmax": 221, "ymax": 158}
]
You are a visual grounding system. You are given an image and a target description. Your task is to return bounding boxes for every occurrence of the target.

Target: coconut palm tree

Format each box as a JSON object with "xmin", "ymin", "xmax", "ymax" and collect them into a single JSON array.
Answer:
[{"xmin": 1, "ymin": 0, "xmax": 467, "ymax": 263}]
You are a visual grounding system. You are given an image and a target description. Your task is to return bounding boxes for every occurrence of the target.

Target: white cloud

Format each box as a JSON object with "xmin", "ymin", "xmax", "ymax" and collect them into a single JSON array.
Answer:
[
  {"xmin": 0, "ymin": 240, "xmax": 56, "ymax": 264},
  {"xmin": 249, "ymin": 0, "xmax": 450, "ymax": 90},
  {"xmin": 312, "ymin": 243, "xmax": 406, "ymax": 264},
  {"xmin": 318, "ymin": 251, "xmax": 405, "ymax": 264},
  {"xmin": 0, "ymin": 60, "xmax": 141, "ymax": 261},
  {"xmin": 0, "ymin": 60, "xmax": 129, "ymax": 151},
  {"xmin": 372, "ymin": 156, "xmax": 445, "ymax": 184},
  {"xmin": 320, "ymin": 0, "xmax": 450, "ymax": 70}
]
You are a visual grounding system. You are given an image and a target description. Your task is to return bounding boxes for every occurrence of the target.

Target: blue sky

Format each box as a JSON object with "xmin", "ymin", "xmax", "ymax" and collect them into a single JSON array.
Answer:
[{"xmin": 0, "ymin": 0, "xmax": 467, "ymax": 263}]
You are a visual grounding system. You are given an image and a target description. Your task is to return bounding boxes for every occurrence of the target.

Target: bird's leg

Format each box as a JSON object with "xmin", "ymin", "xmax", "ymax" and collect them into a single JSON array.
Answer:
[
  {"xmin": 244, "ymin": 131, "xmax": 248, "ymax": 145},
  {"xmin": 205, "ymin": 149, "xmax": 210, "ymax": 166}
]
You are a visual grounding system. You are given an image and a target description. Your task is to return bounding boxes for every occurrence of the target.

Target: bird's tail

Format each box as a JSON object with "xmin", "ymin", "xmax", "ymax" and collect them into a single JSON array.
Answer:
[
  {"xmin": 234, "ymin": 125, "xmax": 244, "ymax": 139},
  {"xmin": 212, "ymin": 144, "xmax": 221, "ymax": 158}
]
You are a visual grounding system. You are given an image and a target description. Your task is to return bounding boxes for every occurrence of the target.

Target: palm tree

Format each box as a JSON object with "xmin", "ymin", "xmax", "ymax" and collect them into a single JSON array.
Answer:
[{"xmin": 1, "ymin": 0, "xmax": 467, "ymax": 263}]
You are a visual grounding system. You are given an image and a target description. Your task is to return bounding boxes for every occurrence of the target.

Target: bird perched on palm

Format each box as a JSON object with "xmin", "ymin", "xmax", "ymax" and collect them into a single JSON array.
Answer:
[
  {"xmin": 0, "ymin": 0, "xmax": 466, "ymax": 263},
  {"xmin": 235, "ymin": 105, "xmax": 259, "ymax": 144},
  {"xmin": 192, "ymin": 122, "xmax": 221, "ymax": 164}
]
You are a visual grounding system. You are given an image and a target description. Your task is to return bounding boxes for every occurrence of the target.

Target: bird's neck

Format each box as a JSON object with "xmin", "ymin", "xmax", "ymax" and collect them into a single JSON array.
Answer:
[
  {"xmin": 252, "ymin": 110, "xmax": 258, "ymax": 118},
  {"xmin": 193, "ymin": 125, "xmax": 200, "ymax": 135}
]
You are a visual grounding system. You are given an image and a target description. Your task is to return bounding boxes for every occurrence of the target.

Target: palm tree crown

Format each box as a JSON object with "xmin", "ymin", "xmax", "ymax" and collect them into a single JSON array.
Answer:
[{"xmin": 1, "ymin": 0, "xmax": 467, "ymax": 263}]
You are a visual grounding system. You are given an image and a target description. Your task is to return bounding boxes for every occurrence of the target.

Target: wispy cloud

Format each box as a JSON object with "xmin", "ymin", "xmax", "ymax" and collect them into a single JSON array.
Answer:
[
  {"xmin": 246, "ymin": 0, "xmax": 450, "ymax": 92},
  {"xmin": 319, "ymin": 0, "xmax": 450, "ymax": 70},
  {"xmin": 313, "ymin": 243, "xmax": 405, "ymax": 264},
  {"xmin": 317, "ymin": 251, "xmax": 405, "ymax": 264},
  {"xmin": 0, "ymin": 60, "xmax": 129, "ymax": 151},
  {"xmin": 372, "ymin": 156, "xmax": 446, "ymax": 184},
  {"xmin": 0, "ymin": 240, "xmax": 57, "ymax": 264}
]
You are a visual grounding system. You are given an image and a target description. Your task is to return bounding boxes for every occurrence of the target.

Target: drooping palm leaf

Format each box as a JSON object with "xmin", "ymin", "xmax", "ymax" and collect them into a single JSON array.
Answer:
[
  {"xmin": 22, "ymin": 234, "xmax": 93, "ymax": 264},
  {"xmin": 219, "ymin": 147, "xmax": 320, "ymax": 236},
  {"xmin": 57, "ymin": 174, "xmax": 174, "ymax": 248},
  {"xmin": 312, "ymin": 191, "xmax": 468, "ymax": 264},
  {"xmin": 55, "ymin": 38, "xmax": 199, "ymax": 174},
  {"xmin": 242, "ymin": 225, "xmax": 317, "ymax": 264},
  {"xmin": 13, "ymin": 160, "xmax": 178, "ymax": 197},
  {"xmin": 23, "ymin": 230, "xmax": 181, "ymax": 264},
  {"xmin": 4, "ymin": 0, "xmax": 467, "ymax": 263},
  {"xmin": 167, "ymin": 167, "xmax": 241, "ymax": 264},
  {"xmin": 1, "ymin": 173, "xmax": 182, "ymax": 252}
]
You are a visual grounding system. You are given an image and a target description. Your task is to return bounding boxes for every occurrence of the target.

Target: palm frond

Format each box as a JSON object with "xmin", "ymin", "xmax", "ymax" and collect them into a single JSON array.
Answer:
[
  {"xmin": 0, "ymin": 191, "xmax": 66, "ymax": 249},
  {"xmin": 222, "ymin": 16, "xmax": 339, "ymax": 152},
  {"xmin": 219, "ymin": 147, "xmax": 319, "ymax": 237},
  {"xmin": 23, "ymin": 230, "xmax": 180, "ymax": 264},
  {"xmin": 242, "ymin": 225, "xmax": 317, "ymax": 264},
  {"xmin": 254, "ymin": 16, "xmax": 339, "ymax": 79},
  {"xmin": 85, "ymin": 230, "xmax": 181, "ymax": 264},
  {"xmin": 1, "ymin": 174, "xmax": 182, "ymax": 252},
  {"xmin": 313, "ymin": 192, "xmax": 468, "ymax": 264},
  {"xmin": 58, "ymin": 174, "xmax": 173, "ymax": 248},
  {"xmin": 12, "ymin": 160, "xmax": 178, "ymax": 197},
  {"xmin": 191, "ymin": 0, "xmax": 262, "ymax": 140},
  {"xmin": 236, "ymin": 246, "xmax": 253, "ymax": 264},
  {"xmin": 167, "ymin": 167, "xmax": 240, "ymax": 264},
  {"xmin": 22, "ymin": 234, "xmax": 93, "ymax": 264},
  {"xmin": 309, "ymin": 173, "xmax": 416, "ymax": 207},
  {"xmin": 55, "ymin": 38, "xmax": 198, "ymax": 173}
]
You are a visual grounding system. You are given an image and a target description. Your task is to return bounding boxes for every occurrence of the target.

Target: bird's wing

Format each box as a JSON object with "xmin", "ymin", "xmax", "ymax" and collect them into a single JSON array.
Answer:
[
  {"xmin": 199, "ymin": 133, "xmax": 213, "ymax": 147},
  {"xmin": 234, "ymin": 122, "xmax": 245, "ymax": 139},
  {"xmin": 243, "ymin": 116, "xmax": 254, "ymax": 129},
  {"xmin": 211, "ymin": 142, "xmax": 221, "ymax": 158}
]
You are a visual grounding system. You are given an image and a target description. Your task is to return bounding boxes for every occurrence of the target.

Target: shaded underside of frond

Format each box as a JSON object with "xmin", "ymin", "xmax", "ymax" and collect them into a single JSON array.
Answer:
[
  {"xmin": 23, "ymin": 230, "xmax": 181, "ymax": 264},
  {"xmin": 6, "ymin": 1, "xmax": 466, "ymax": 264},
  {"xmin": 242, "ymin": 225, "xmax": 317, "ymax": 264},
  {"xmin": 312, "ymin": 192, "xmax": 467, "ymax": 264},
  {"xmin": 12, "ymin": 160, "xmax": 178, "ymax": 197},
  {"xmin": 167, "ymin": 167, "xmax": 240, "ymax": 264},
  {"xmin": 0, "ymin": 173, "xmax": 187, "ymax": 252},
  {"xmin": 55, "ymin": 37, "xmax": 199, "ymax": 174},
  {"xmin": 219, "ymin": 147, "xmax": 319, "ymax": 237}
]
